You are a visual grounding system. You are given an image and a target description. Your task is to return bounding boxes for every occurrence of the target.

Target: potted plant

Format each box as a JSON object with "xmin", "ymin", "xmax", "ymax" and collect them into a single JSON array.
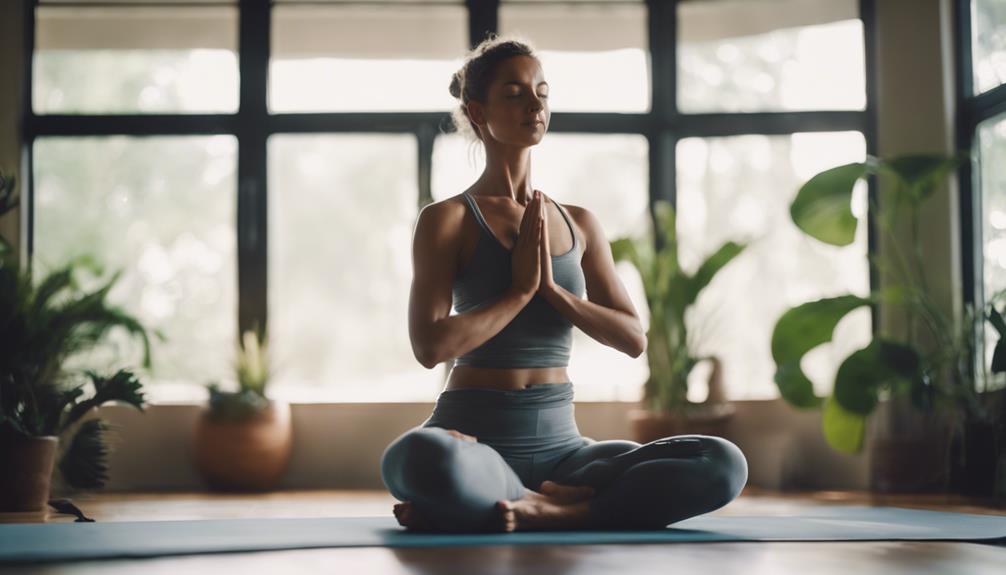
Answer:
[
  {"xmin": 192, "ymin": 328, "xmax": 292, "ymax": 492},
  {"xmin": 610, "ymin": 200, "xmax": 747, "ymax": 443},
  {"xmin": 0, "ymin": 169, "xmax": 153, "ymax": 518},
  {"xmin": 770, "ymin": 152, "xmax": 1006, "ymax": 496}
]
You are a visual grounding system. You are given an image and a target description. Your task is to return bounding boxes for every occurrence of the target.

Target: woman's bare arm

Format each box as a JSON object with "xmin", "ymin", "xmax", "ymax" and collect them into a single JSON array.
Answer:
[
  {"xmin": 541, "ymin": 206, "xmax": 646, "ymax": 358},
  {"xmin": 407, "ymin": 201, "xmax": 535, "ymax": 369}
]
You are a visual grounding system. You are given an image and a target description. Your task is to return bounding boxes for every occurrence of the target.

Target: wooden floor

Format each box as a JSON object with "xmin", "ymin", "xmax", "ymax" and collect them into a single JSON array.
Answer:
[{"xmin": 6, "ymin": 487, "xmax": 1006, "ymax": 574}]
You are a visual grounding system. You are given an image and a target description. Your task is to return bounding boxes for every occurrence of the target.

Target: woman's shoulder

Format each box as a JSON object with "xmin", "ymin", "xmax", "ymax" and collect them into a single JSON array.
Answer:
[
  {"xmin": 552, "ymin": 200, "xmax": 604, "ymax": 254},
  {"xmin": 417, "ymin": 194, "xmax": 468, "ymax": 226}
]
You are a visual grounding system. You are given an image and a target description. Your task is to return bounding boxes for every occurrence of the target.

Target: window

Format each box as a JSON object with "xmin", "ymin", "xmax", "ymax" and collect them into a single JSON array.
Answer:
[
  {"xmin": 678, "ymin": 0, "xmax": 865, "ymax": 112},
  {"xmin": 268, "ymin": 134, "xmax": 442, "ymax": 401},
  {"xmin": 978, "ymin": 114, "xmax": 1006, "ymax": 380},
  {"xmin": 958, "ymin": 0, "xmax": 1006, "ymax": 392},
  {"xmin": 677, "ymin": 131, "xmax": 871, "ymax": 399},
  {"xmin": 26, "ymin": 1, "xmax": 875, "ymax": 403},
  {"xmin": 271, "ymin": 3, "xmax": 466, "ymax": 112},
  {"xmin": 972, "ymin": 0, "xmax": 1006, "ymax": 95},
  {"xmin": 499, "ymin": 0, "xmax": 649, "ymax": 112},
  {"xmin": 33, "ymin": 136, "xmax": 238, "ymax": 402},
  {"xmin": 34, "ymin": 2, "xmax": 239, "ymax": 114}
]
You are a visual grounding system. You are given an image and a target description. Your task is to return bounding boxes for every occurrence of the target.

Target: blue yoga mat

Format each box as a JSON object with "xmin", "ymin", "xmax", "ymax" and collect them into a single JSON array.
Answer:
[{"xmin": 1, "ymin": 505, "xmax": 1004, "ymax": 563}]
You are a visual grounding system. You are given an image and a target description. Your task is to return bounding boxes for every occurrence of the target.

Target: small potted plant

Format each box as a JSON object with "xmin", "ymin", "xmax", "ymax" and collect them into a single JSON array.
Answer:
[
  {"xmin": 0, "ymin": 169, "xmax": 152, "ymax": 519},
  {"xmin": 770, "ymin": 152, "xmax": 1006, "ymax": 496},
  {"xmin": 192, "ymin": 328, "xmax": 292, "ymax": 492},
  {"xmin": 610, "ymin": 200, "xmax": 747, "ymax": 443}
]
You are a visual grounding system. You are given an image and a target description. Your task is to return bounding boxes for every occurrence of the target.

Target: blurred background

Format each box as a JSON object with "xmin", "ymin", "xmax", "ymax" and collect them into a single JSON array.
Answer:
[{"xmin": 0, "ymin": 0, "xmax": 1003, "ymax": 492}]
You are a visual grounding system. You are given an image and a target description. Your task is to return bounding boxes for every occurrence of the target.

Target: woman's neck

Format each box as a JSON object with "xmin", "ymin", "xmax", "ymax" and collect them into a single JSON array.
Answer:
[{"xmin": 477, "ymin": 146, "xmax": 534, "ymax": 205}]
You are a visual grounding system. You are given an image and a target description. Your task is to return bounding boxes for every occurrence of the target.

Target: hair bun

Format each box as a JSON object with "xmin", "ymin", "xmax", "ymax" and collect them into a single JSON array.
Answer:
[{"xmin": 449, "ymin": 70, "xmax": 463, "ymax": 100}]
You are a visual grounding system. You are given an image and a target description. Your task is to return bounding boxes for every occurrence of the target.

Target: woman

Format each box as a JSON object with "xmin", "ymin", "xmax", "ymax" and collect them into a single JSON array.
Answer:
[{"xmin": 380, "ymin": 35, "xmax": 748, "ymax": 533}]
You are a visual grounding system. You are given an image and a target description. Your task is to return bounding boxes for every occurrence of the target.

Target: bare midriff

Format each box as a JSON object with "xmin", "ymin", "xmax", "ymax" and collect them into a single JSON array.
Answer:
[{"xmin": 444, "ymin": 364, "xmax": 571, "ymax": 392}]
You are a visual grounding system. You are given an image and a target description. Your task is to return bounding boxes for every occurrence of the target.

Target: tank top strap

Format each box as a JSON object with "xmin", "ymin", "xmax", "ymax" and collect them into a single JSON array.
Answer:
[
  {"xmin": 461, "ymin": 191, "xmax": 496, "ymax": 239},
  {"xmin": 550, "ymin": 198, "xmax": 578, "ymax": 249}
]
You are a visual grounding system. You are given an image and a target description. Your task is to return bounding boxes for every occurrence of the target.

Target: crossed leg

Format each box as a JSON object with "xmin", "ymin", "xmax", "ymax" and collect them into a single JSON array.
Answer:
[
  {"xmin": 381, "ymin": 426, "xmax": 747, "ymax": 532},
  {"xmin": 548, "ymin": 434, "xmax": 749, "ymax": 529}
]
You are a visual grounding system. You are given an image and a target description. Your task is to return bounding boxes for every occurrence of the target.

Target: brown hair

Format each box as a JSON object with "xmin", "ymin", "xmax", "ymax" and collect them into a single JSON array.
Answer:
[{"xmin": 448, "ymin": 34, "xmax": 538, "ymax": 143}]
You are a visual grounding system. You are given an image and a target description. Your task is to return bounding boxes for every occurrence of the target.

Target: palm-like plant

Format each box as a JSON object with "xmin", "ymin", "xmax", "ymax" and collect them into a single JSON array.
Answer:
[
  {"xmin": 0, "ymin": 168, "xmax": 152, "ymax": 489},
  {"xmin": 610, "ymin": 201, "xmax": 747, "ymax": 413}
]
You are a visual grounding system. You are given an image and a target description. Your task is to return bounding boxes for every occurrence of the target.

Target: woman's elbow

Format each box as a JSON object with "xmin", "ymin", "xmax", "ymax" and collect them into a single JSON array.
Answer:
[{"xmin": 414, "ymin": 346, "xmax": 441, "ymax": 370}]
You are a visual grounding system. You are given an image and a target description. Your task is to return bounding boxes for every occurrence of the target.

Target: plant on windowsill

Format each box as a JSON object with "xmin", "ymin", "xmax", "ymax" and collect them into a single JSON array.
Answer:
[
  {"xmin": 770, "ymin": 152, "xmax": 1006, "ymax": 497},
  {"xmin": 0, "ymin": 168, "xmax": 154, "ymax": 519},
  {"xmin": 192, "ymin": 328, "xmax": 292, "ymax": 492},
  {"xmin": 610, "ymin": 200, "xmax": 748, "ymax": 443}
]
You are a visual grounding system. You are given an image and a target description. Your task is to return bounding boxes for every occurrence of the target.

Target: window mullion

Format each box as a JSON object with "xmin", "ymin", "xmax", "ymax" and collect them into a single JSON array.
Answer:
[{"xmin": 237, "ymin": 0, "xmax": 270, "ymax": 336}]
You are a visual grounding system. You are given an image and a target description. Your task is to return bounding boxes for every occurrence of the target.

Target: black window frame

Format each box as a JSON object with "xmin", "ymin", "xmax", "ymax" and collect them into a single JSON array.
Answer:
[
  {"xmin": 954, "ymin": 0, "xmax": 1006, "ymax": 384},
  {"xmin": 20, "ymin": 0, "xmax": 880, "ymax": 375}
]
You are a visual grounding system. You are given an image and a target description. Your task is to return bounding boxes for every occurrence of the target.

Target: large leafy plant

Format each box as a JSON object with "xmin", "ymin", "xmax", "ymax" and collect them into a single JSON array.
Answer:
[
  {"xmin": 0, "ymin": 168, "xmax": 153, "ymax": 489},
  {"xmin": 204, "ymin": 328, "xmax": 272, "ymax": 422},
  {"xmin": 611, "ymin": 200, "xmax": 746, "ymax": 413},
  {"xmin": 771, "ymin": 153, "xmax": 1005, "ymax": 453}
]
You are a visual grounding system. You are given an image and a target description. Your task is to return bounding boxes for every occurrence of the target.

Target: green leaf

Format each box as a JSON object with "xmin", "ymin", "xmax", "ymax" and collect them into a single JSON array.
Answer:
[
  {"xmin": 822, "ymin": 395, "xmax": 866, "ymax": 453},
  {"xmin": 790, "ymin": 162, "xmax": 873, "ymax": 246},
  {"xmin": 60, "ymin": 370, "xmax": 146, "ymax": 434},
  {"xmin": 833, "ymin": 339, "xmax": 921, "ymax": 415},
  {"xmin": 771, "ymin": 295, "xmax": 872, "ymax": 408},
  {"xmin": 686, "ymin": 241, "xmax": 746, "ymax": 304},
  {"xmin": 58, "ymin": 418, "xmax": 111, "ymax": 490},
  {"xmin": 988, "ymin": 305, "xmax": 1006, "ymax": 335}
]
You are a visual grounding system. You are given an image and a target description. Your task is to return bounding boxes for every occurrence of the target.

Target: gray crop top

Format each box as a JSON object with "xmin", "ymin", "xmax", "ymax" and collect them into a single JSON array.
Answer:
[{"xmin": 452, "ymin": 191, "xmax": 586, "ymax": 368}]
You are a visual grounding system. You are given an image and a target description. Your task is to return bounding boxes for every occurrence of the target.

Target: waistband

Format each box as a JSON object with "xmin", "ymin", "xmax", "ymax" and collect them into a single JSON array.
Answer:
[
  {"xmin": 423, "ymin": 382, "xmax": 580, "ymax": 454},
  {"xmin": 432, "ymin": 381, "xmax": 574, "ymax": 409}
]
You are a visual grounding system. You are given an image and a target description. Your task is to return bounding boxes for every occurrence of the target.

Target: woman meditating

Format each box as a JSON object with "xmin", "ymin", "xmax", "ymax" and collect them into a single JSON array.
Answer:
[{"xmin": 381, "ymin": 35, "xmax": 748, "ymax": 533}]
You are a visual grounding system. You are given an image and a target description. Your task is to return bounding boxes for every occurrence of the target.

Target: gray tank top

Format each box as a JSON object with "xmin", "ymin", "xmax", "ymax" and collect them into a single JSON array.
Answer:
[{"xmin": 452, "ymin": 191, "xmax": 586, "ymax": 368}]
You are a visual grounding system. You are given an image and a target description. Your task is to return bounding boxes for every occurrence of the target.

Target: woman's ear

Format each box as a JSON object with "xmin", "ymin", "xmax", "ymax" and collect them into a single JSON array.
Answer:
[{"xmin": 466, "ymin": 101, "xmax": 486, "ymax": 129}]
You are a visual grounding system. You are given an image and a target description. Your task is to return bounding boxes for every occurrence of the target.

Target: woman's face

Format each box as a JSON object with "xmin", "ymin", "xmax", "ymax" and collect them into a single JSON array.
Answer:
[{"xmin": 469, "ymin": 55, "xmax": 550, "ymax": 147}]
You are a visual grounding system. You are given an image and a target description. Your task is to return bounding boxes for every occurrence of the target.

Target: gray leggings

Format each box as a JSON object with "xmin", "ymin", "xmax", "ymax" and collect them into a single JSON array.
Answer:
[{"xmin": 380, "ymin": 382, "xmax": 748, "ymax": 532}]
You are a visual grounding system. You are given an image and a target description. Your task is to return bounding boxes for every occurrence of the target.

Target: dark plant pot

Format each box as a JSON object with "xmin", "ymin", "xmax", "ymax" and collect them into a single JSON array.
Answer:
[
  {"xmin": 948, "ymin": 419, "xmax": 1000, "ymax": 497},
  {"xmin": 0, "ymin": 434, "xmax": 58, "ymax": 513},
  {"xmin": 869, "ymin": 434, "xmax": 950, "ymax": 493},
  {"xmin": 629, "ymin": 403, "xmax": 736, "ymax": 444},
  {"xmin": 192, "ymin": 400, "xmax": 292, "ymax": 492}
]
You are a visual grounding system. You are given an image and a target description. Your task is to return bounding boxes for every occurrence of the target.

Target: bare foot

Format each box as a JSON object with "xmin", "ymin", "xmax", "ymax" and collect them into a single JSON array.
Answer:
[
  {"xmin": 495, "ymin": 482, "xmax": 595, "ymax": 532},
  {"xmin": 393, "ymin": 501, "xmax": 435, "ymax": 531}
]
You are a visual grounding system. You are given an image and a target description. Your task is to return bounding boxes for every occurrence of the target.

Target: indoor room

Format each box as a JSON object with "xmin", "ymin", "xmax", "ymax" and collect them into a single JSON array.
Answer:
[{"xmin": 0, "ymin": 0, "xmax": 1004, "ymax": 572}]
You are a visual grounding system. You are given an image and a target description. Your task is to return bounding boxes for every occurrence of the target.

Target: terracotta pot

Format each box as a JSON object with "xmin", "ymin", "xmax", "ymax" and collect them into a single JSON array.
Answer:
[
  {"xmin": 0, "ymin": 434, "xmax": 58, "ymax": 513},
  {"xmin": 192, "ymin": 400, "xmax": 292, "ymax": 492},
  {"xmin": 629, "ymin": 403, "xmax": 736, "ymax": 444}
]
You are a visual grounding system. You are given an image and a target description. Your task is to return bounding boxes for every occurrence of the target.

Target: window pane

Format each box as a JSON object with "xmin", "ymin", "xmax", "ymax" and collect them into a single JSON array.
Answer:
[
  {"xmin": 269, "ymin": 134, "xmax": 440, "ymax": 401},
  {"xmin": 432, "ymin": 133, "xmax": 650, "ymax": 401},
  {"xmin": 974, "ymin": 0, "xmax": 1006, "ymax": 94},
  {"xmin": 677, "ymin": 132, "xmax": 870, "ymax": 400},
  {"xmin": 678, "ymin": 0, "xmax": 865, "ymax": 113},
  {"xmin": 33, "ymin": 136, "xmax": 238, "ymax": 400},
  {"xmin": 979, "ymin": 113, "xmax": 1006, "ymax": 388},
  {"xmin": 270, "ymin": 5, "xmax": 466, "ymax": 112},
  {"xmin": 34, "ymin": 5, "xmax": 238, "ymax": 114},
  {"xmin": 499, "ymin": 2, "xmax": 649, "ymax": 112}
]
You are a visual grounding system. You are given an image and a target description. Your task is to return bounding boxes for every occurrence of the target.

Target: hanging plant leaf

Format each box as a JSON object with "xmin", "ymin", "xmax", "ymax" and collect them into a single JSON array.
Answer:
[
  {"xmin": 833, "ymin": 339, "xmax": 921, "ymax": 415},
  {"xmin": 790, "ymin": 162, "xmax": 873, "ymax": 247},
  {"xmin": 771, "ymin": 294, "xmax": 872, "ymax": 408},
  {"xmin": 822, "ymin": 395, "xmax": 866, "ymax": 453}
]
